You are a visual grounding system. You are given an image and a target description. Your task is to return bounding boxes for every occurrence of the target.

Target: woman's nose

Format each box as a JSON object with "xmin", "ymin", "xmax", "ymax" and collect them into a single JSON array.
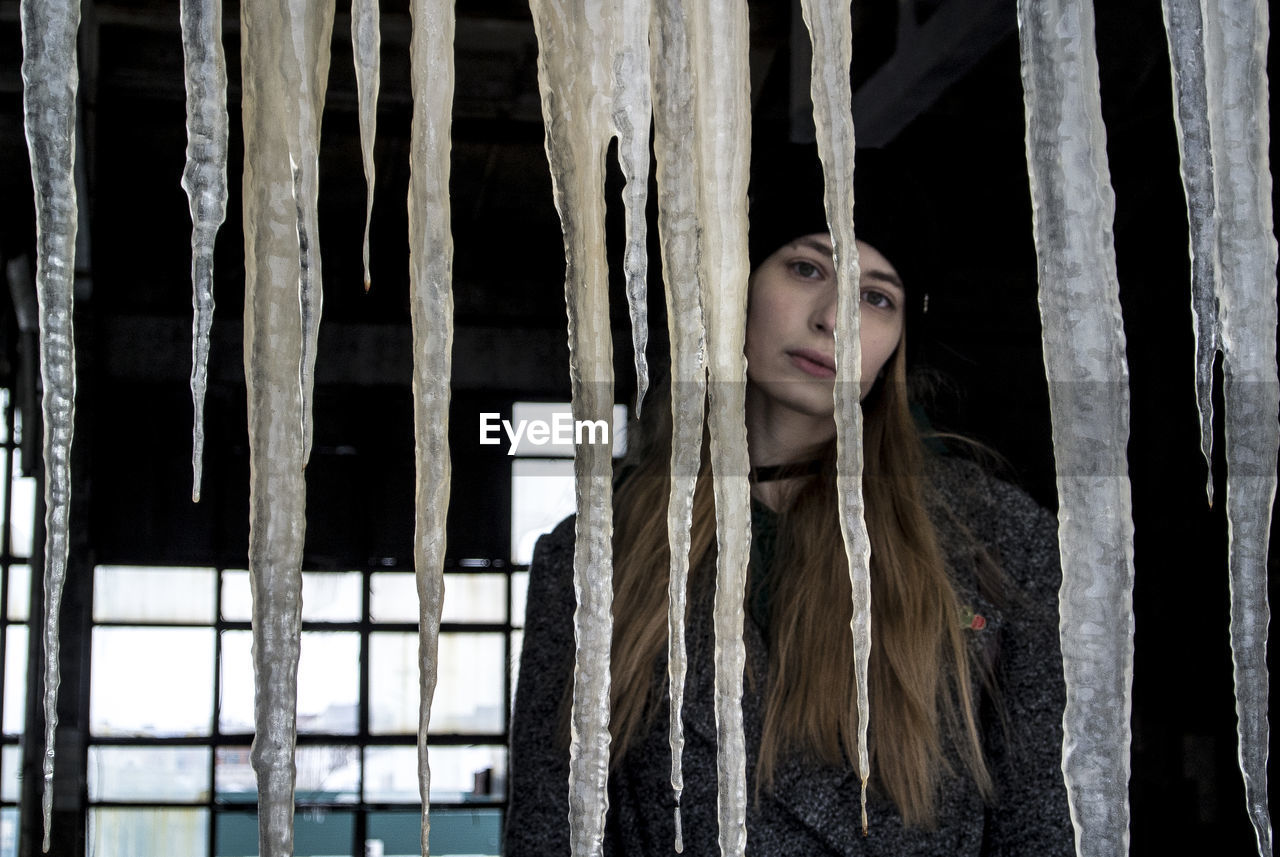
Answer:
[{"xmin": 811, "ymin": 292, "xmax": 838, "ymax": 334}]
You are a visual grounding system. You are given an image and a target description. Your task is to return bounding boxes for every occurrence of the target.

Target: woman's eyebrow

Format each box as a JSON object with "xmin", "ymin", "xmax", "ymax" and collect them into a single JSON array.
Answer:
[
  {"xmin": 862, "ymin": 269, "xmax": 905, "ymax": 291},
  {"xmin": 792, "ymin": 236, "xmax": 834, "ymax": 256}
]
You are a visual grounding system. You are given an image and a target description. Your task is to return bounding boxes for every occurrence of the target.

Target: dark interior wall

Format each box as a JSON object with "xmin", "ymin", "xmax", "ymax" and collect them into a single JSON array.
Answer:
[{"xmin": 0, "ymin": 0, "xmax": 1276, "ymax": 853}]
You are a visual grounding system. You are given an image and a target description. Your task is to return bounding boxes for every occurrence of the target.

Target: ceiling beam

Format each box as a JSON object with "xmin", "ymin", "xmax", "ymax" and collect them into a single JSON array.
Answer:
[{"xmin": 850, "ymin": 0, "xmax": 1015, "ymax": 147}]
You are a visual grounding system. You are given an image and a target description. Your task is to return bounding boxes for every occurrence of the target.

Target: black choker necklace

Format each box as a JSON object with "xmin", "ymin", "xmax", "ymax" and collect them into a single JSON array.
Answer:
[{"xmin": 749, "ymin": 460, "xmax": 824, "ymax": 483}]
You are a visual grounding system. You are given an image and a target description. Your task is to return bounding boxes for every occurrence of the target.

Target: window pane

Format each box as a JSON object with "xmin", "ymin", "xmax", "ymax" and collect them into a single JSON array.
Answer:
[
  {"xmin": 367, "ymin": 809, "xmax": 502, "ymax": 857},
  {"xmin": 212, "ymin": 747, "xmax": 254, "ymax": 802},
  {"xmin": 219, "ymin": 631, "xmax": 360, "ymax": 734},
  {"xmin": 370, "ymin": 573, "xmax": 416, "ymax": 623},
  {"xmin": 2, "ymin": 628, "xmax": 25, "ymax": 734},
  {"xmin": 215, "ymin": 746, "xmax": 359, "ymax": 803},
  {"xmin": 94, "ymin": 566, "xmax": 215, "ymax": 623},
  {"xmin": 364, "ymin": 745, "xmax": 505, "ymax": 803},
  {"xmin": 8, "ymin": 452, "xmax": 34, "ymax": 559},
  {"xmin": 510, "ymin": 458, "xmax": 575, "ymax": 565},
  {"xmin": 216, "ymin": 808, "xmax": 355, "ymax": 857},
  {"xmin": 1, "ymin": 745, "xmax": 18, "ymax": 802},
  {"xmin": 219, "ymin": 571, "xmax": 251, "ymax": 622},
  {"xmin": 88, "ymin": 747, "xmax": 210, "ymax": 802},
  {"xmin": 372, "ymin": 573, "xmax": 507, "ymax": 625},
  {"xmin": 301, "ymin": 572, "xmax": 362, "ymax": 621},
  {"xmin": 6, "ymin": 565, "xmax": 28, "ymax": 621},
  {"xmin": 1, "ymin": 807, "xmax": 17, "ymax": 857},
  {"xmin": 91, "ymin": 627, "xmax": 214, "ymax": 737},
  {"xmin": 368, "ymin": 633, "xmax": 415, "ymax": 734},
  {"xmin": 362, "ymin": 746, "xmax": 416, "ymax": 803},
  {"xmin": 510, "ymin": 571, "xmax": 528, "ymax": 628},
  {"xmin": 221, "ymin": 571, "xmax": 362, "ymax": 623},
  {"xmin": 370, "ymin": 633, "xmax": 504, "ymax": 735},
  {"xmin": 89, "ymin": 808, "xmax": 209, "ymax": 857},
  {"xmin": 443, "ymin": 574, "xmax": 506, "ymax": 624}
]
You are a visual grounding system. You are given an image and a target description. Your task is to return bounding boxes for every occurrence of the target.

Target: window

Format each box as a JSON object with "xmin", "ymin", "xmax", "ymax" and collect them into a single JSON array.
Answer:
[
  {"xmin": 82, "ymin": 397, "xmax": 626, "ymax": 855},
  {"xmin": 509, "ymin": 401, "xmax": 628, "ymax": 565},
  {"xmin": 0, "ymin": 388, "xmax": 33, "ymax": 857},
  {"xmin": 87, "ymin": 565, "xmax": 515, "ymax": 856}
]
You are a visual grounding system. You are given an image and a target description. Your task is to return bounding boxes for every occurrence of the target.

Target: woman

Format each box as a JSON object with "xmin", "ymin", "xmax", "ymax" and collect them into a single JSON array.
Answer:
[{"xmin": 505, "ymin": 147, "xmax": 1073, "ymax": 855}]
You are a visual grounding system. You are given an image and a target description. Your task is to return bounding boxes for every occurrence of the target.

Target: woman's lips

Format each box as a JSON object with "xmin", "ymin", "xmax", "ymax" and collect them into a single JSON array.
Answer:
[{"xmin": 787, "ymin": 349, "xmax": 836, "ymax": 379}]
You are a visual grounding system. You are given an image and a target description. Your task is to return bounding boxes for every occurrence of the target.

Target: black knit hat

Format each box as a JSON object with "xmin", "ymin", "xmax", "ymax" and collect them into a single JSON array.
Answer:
[{"xmin": 748, "ymin": 142, "xmax": 935, "ymax": 354}]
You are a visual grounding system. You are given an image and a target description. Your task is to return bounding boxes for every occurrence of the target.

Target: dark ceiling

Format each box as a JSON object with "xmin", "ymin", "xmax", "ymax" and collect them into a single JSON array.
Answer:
[{"xmin": 0, "ymin": 0, "xmax": 1276, "ymax": 854}]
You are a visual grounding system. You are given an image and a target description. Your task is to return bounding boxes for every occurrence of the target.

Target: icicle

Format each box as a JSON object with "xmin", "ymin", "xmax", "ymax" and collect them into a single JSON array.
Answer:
[
  {"xmin": 407, "ymin": 0, "xmax": 455, "ymax": 853},
  {"xmin": 687, "ymin": 0, "xmax": 752, "ymax": 853},
  {"xmin": 180, "ymin": 0, "xmax": 229, "ymax": 504},
  {"xmin": 352, "ymin": 0, "xmax": 380, "ymax": 292},
  {"xmin": 1016, "ymin": 1, "xmax": 1136, "ymax": 855},
  {"xmin": 1199, "ymin": 1, "xmax": 1277, "ymax": 853},
  {"xmin": 1158, "ymin": 0, "xmax": 1219, "ymax": 504},
  {"xmin": 650, "ymin": 0, "xmax": 705, "ymax": 844},
  {"xmin": 19, "ymin": 0, "xmax": 81, "ymax": 848},
  {"xmin": 612, "ymin": 0, "xmax": 652, "ymax": 414},
  {"xmin": 527, "ymin": 2, "xmax": 619, "ymax": 853},
  {"xmin": 239, "ymin": 1, "xmax": 334, "ymax": 855},
  {"xmin": 798, "ymin": 0, "xmax": 872, "ymax": 833},
  {"xmin": 284, "ymin": 1, "xmax": 334, "ymax": 468}
]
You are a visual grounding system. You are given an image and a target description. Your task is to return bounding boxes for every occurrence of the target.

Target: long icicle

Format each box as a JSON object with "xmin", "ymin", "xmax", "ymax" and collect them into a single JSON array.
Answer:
[
  {"xmin": 650, "ymin": 0, "xmax": 705, "ymax": 846},
  {"xmin": 179, "ymin": 0, "xmax": 229, "ymax": 504},
  {"xmin": 612, "ymin": 0, "xmax": 652, "ymax": 414},
  {"xmin": 352, "ymin": 0, "xmax": 380, "ymax": 292},
  {"xmin": 527, "ymin": 2, "xmax": 617, "ymax": 853},
  {"xmin": 1158, "ymin": 0, "xmax": 1220, "ymax": 504},
  {"xmin": 407, "ymin": 0, "xmax": 455, "ymax": 853},
  {"xmin": 240, "ymin": 1, "xmax": 333, "ymax": 854},
  {"xmin": 799, "ymin": 0, "xmax": 872, "ymax": 833},
  {"xmin": 18, "ymin": 0, "xmax": 81, "ymax": 848},
  {"xmin": 1199, "ymin": 1, "xmax": 1277, "ymax": 853},
  {"xmin": 687, "ymin": 0, "xmax": 752, "ymax": 853},
  {"xmin": 285, "ymin": 0, "xmax": 335, "ymax": 469},
  {"xmin": 1016, "ymin": 1, "xmax": 1137, "ymax": 854}
]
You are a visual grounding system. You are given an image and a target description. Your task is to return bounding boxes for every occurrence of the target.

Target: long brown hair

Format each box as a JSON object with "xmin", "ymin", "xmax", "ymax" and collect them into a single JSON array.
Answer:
[{"xmin": 607, "ymin": 334, "xmax": 995, "ymax": 826}]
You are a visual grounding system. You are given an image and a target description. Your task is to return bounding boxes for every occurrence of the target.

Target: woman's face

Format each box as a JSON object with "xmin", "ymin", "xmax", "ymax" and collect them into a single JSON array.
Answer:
[{"xmin": 744, "ymin": 234, "xmax": 905, "ymax": 420}]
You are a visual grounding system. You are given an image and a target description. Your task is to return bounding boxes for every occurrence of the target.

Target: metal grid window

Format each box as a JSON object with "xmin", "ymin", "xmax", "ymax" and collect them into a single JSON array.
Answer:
[
  {"xmin": 79, "ymin": 398, "xmax": 624, "ymax": 855},
  {"xmin": 0, "ymin": 387, "xmax": 34, "ymax": 857},
  {"xmin": 85, "ymin": 562, "xmax": 520, "ymax": 857}
]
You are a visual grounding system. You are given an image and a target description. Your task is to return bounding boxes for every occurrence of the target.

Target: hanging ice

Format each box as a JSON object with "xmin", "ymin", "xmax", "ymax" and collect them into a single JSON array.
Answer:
[
  {"xmin": 239, "ymin": 1, "xmax": 335, "ymax": 855},
  {"xmin": 180, "ymin": 0, "xmax": 229, "ymax": 504},
  {"xmin": 527, "ymin": 1, "xmax": 621, "ymax": 852},
  {"xmin": 649, "ymin": 0, "xmax": 705, "ymax": 845},
  {"xmin": 19, "ymin": 0, "xmax": 81, "ymax": 848},
  {"xmin": 798, "ymin": 0, "xmax": 872, "ymax": 833},
  {"xmin": 1158, "ymin": 0, "xmax": 1218, "ymax": 504},
  {"xmin": 285, "ymin": 2, "xmax": 334, "ymax": 468},
  {"xmin": 406, "ymin": 0, "xmax": 455, "ymax": 853},
  {"xmin": 352, "ymin": 0, "xmax": 380, "ymax": 291},
  {"xmin": 178, "ymin": 0, "xmax": 228, "ymax": 501},
  {"xmin": 1198, "ymin": 1, "xmax": 1277, "ymax": 853},
  {"xmin": 686, "ymin": 0, "xmax": 752, "ymax": 853},
  {"xmin": 1016, "ymin": 1, "xmax": 1136, "ymax": 854},
  {"xmin": 612, "ymin": 0, "xmax": 652, "ymax": 414}
]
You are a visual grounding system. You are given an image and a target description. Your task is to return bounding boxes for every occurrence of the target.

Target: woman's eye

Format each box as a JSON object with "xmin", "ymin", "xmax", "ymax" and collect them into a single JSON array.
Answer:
[
  {"xmin": 789, "ymin": 260, "xmax": 823, "ymax": 279},
  {"xmin": 861, "ymin": 289, "xmax": 895, "ymax": 310}
]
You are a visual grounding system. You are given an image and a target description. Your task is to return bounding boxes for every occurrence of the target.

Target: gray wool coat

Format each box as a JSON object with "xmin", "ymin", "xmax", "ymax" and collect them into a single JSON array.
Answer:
[{"xmin": 504, "ymin": 457, "xmax": 1074, "ymax": 856}]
